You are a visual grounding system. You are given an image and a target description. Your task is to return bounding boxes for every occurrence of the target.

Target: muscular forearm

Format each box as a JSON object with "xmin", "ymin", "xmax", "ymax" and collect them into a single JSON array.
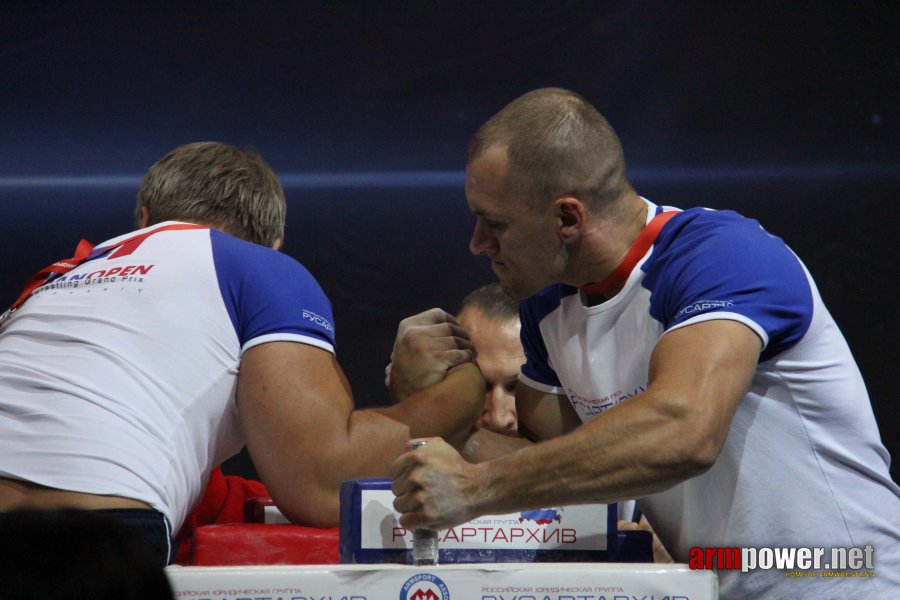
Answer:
[
  {"xmin": 392, "ymin": 388, "xmax": 711, "ymax": 532},
  {"xmin": 280, "ymin": 410, "xmax": 409, "ymax": 527},
  {"xmin": 461, "ymin": 428, "xmax": 533, "ymax": 463},
  {"xmin": 387, "ymin": 308, "xmax": 477, "ymax": 403},
  {"xmin": 242, "ymin": 346, "xmax": 483, "ymax": 529},
  {"xmin": 376, "ymin": 362, "xmax": 484, "ymax": 448},
  {"xmin": 468, "ymin": 389, "xmax": 714, "ymax": 518},
  {"xmin": 468, "ymin": 321, "xmax": 759, "ymax": 520},
  {"xmin": 394, "ymin": 320, "xmax": 759, "ymax": 532},
  {"xmin": 278, "ymin": 363, "xmax": 484, "ymax": 526}
]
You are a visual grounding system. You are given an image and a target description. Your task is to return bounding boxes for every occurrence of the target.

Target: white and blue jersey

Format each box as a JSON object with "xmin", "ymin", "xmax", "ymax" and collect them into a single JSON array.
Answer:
[
  {"xmin": 520, "ymin": 200, "xmax": 899, "ymax": 598},
  {"xmin": 0, "ymin": 222, "xmax": 336, "ymax": 531}
]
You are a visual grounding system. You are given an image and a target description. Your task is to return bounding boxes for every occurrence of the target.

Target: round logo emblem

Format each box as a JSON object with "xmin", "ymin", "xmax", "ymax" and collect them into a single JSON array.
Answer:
[{"xmin": 399, "ymin": 572, "xmax": 450, "ymax": 600}]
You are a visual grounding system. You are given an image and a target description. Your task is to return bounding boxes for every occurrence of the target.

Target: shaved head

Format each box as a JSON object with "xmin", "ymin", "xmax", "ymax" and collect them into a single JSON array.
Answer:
[{"xmin": 467, "ymin": 87, "xmax": 633, "ymax": 216}]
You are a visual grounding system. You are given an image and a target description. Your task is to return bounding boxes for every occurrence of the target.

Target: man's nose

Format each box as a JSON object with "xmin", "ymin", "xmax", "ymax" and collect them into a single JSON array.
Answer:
[
  {"xmin": 479, "ymin": 387, "xmax": 518, "ymax": 432},
  {"xmin": 469, "ymin": 220, "xmax": 492, "ymax": 256}
]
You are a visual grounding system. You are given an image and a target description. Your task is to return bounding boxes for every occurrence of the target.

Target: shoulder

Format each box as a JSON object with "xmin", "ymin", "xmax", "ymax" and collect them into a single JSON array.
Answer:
[
  {"xmin": 646, "ymin": 207, "xmax": 802, "ymax": 280},
  {"xmin": 209, "ymin": 232, "xmax": 335, "ymax": 350},
  {"xmin": 655, "ymin": 207, "xmax": 771, "ymax": 252},
  {"xmin": 644, "ymin": 207, "xmax": 814, "ymax": 359},
  {"xmin": 209, "ymin": 230, "xmax": 320, "ymax": 285}
]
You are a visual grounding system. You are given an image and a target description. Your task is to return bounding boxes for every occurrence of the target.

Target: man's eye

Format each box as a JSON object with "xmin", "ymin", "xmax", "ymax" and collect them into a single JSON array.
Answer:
[{"xmin": 504, "ymin": 381, "xmax": 518, "ymax": 393}]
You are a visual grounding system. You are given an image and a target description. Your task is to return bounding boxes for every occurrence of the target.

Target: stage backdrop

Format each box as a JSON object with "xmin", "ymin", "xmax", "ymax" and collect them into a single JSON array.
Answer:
[{"xmin": 1, "ymin": 2, "xmax": 897, "ymax": 480}]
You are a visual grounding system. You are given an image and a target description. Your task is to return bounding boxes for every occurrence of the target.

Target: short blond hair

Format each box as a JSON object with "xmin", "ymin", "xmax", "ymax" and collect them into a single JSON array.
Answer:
[{"xmin": 136, "ymin": 142, "xmax": 286, "ymax": 247}]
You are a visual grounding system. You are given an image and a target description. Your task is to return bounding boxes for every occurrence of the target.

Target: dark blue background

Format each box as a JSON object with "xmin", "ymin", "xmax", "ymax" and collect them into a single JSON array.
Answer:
[{"xmin": 2, "ymin": 1, "xmax": 897, "ymax": 479}]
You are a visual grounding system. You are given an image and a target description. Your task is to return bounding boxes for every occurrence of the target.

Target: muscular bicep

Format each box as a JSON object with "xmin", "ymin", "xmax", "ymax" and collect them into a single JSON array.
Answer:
[
  {"xmin": 515, "ymin": 381, "xmax": 581, "ymax": 442},
  {"xmin": 644, "ymin": 319, "xmax": 762, "ymax": 466},
  {"xmin": 237, "ymin": 341, "xmax": 407, "ymax": 526}
]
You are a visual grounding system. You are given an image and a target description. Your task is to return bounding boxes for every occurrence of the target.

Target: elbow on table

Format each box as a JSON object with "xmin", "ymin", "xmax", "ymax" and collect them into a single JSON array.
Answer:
[{"xmin": 271, "ymin": 486, "xmax": 341, "ymax": 529}]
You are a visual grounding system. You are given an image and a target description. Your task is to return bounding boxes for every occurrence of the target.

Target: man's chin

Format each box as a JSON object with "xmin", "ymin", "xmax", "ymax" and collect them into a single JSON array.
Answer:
[
  {"xmin": 496, "ymin": 279, "xmax": 540, "ymax": 301},
  {"xmin": 492, "ymin": 273, "xmax": 524, "ymax": 299}
]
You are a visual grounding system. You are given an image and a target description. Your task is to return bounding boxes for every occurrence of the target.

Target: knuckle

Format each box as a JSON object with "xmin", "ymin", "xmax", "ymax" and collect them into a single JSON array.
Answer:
[{"xmin": 411, "ymin": 338, "xmax": 431, "ymax": 354}]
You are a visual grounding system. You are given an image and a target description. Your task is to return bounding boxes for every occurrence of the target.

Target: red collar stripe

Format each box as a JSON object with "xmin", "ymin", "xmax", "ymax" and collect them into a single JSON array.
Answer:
[{"xmin": 579, "ymin": 209, "xmax": 680, "ymax": 297}]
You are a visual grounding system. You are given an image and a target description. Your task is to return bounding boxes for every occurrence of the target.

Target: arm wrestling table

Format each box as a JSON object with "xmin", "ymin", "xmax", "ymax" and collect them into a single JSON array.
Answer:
[{"xmin": 166, "ymin": 478, "xmax": 717, "ymax": 599}]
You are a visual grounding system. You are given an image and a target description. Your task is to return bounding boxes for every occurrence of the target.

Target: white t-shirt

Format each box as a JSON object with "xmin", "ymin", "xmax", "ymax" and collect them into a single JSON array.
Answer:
[
  {"xmin": 520, "ymin": 201, "xmax": 899, "ymax": 598},
  {"xmin": 0, "ymin": 222, "xmax": 336, "ymax": 531}
]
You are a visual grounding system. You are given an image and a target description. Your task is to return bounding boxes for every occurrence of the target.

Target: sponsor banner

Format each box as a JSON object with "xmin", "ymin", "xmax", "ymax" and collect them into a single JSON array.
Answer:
[
  {"xmin": 361, "ymin": 489, "xmax": 608, "ymax": 551},
  {"xmin": 166, "ymin": 563, "xmax": 718, "ymax": 600},
  {"xmin": 339, "ymin": 479, "xmax": 617, "ymax": 564}
]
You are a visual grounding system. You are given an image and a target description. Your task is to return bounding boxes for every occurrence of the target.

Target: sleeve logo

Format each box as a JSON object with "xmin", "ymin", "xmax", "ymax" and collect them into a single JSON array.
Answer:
[
  {"xmin": 675, "ymin": 299, "xmax": 734, "ymax": 320},
  {"xmin": 302, "ymin": 309, "xmax": 334, "ymax": 333}
]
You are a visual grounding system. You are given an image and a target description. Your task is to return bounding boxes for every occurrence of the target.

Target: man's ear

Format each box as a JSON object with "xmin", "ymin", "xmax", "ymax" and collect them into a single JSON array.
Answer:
[
  {"xmin": 554, "ymin": 196, "xmax": 586, "ymax": 243},
  {"xmin": 139, "ymin": 205, "xmax": 150, "ymax": 228}
]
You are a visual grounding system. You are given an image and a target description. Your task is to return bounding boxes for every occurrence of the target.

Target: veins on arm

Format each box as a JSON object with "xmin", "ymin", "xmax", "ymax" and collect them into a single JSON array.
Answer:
[{"xmin": 467, "ymin": 320, "xmax": 762, "ymax": 516}]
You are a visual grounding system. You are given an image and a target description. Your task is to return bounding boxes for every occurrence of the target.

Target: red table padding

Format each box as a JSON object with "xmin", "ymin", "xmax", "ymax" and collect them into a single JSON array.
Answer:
[{"xmin": 189, "ymin": 523, "xmax": 340, "ymax": 566}]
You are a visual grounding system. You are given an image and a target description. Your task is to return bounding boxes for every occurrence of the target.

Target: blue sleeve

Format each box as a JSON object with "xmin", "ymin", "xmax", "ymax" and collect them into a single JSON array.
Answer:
[
  {"xmin": 519, "ymin": 287, "xmax": 566, "ymax": 389},
  {"xmin": 210, "ymin": 230, "xmax": 336, "ymax": 352},
  {"xmin": 643, "ymin": 209, "xmax": 813, "ymax": 362}
]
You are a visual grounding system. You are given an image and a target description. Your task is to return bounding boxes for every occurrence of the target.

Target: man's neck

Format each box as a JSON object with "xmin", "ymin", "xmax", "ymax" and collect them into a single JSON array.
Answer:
[{"xmin": 574, "ymin": 195, "xmax": 648, "ymax": 305}]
